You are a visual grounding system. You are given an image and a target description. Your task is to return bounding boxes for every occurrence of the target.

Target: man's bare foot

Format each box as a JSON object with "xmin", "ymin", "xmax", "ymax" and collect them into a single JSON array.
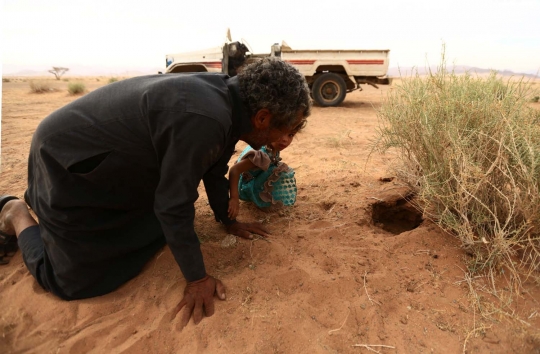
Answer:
[{"xmin": 0, "ymin": 200, "xmax": 38, "ymax": 237}]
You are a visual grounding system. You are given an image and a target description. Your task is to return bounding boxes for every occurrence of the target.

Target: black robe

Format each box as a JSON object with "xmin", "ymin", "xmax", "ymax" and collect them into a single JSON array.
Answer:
[{"xmin": 25, "ymin": 73, "xmax": 252, "ymax": 299}]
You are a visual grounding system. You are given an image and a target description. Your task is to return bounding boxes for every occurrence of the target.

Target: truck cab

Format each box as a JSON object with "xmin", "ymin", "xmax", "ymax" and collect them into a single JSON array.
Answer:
[{"xmin": 165, "ymin": 41, "xmax": 251, "ymax": 76}]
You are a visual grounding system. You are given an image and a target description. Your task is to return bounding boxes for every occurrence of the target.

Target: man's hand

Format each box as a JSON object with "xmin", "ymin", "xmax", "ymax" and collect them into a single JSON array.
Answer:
[
  {"xmin": 226, "ymin": 221, "xmax": 272, "ymax": 239},
  {"xmin": 172, "ymin": 275, "xmax": 226, "ymax": 329}
]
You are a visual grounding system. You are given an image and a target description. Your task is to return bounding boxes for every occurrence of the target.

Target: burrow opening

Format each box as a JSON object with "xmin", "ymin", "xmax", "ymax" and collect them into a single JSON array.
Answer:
[{"xmin": 372, "ymin": 197, "xmax": 423, "ymax": 235}]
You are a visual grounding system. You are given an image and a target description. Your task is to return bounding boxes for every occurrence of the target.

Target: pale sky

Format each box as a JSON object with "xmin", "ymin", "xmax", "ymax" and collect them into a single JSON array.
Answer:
[{"xmin": 1, "ymin": 0, "xmax": 540, "ymax": 75}]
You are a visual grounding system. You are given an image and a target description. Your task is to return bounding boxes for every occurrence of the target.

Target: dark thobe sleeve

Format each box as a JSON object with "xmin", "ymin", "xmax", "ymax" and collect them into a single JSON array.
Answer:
[
  {"xmin": 203, "ymin": 141, "xmax": 237, "ymax": 225},
  {"xmin": 150, "ymin": 112, "xmax": 227, "ymax": 282}
]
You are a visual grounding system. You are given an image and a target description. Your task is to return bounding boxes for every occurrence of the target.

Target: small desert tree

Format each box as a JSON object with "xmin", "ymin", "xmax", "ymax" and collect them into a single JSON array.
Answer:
[{"xmin": 49, "ymin": 67, "xmax": 69, "ymax": 80}]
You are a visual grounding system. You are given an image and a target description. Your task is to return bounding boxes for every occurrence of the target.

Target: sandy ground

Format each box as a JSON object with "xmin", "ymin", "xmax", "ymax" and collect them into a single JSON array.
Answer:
[{"xmin": 1, "ymin": 76, "xmax": 539, "ymax": 354}]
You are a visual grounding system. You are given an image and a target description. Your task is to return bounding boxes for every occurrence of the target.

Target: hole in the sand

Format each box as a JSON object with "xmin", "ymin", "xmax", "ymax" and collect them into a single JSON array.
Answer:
[{"xmin": 371, "ymin": 198, "xmax": 423, "ymax": 235}]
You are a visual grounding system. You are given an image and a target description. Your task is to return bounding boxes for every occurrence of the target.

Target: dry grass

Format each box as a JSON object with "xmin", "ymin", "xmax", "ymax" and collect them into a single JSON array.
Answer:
[
  {"xmin": 372, "ymin": 47, "xmax": 540, "ymax": 292},
  {"xmin": 326, "ymin": 129, "xmax": 353, "ymax": 148},
  {"xmin": 67, "ymin": 81, "xmax": 86, "ymax": 95},
  {"xmin": 29, "ymin": 80, "xmax": 55, "ymax": 93}
]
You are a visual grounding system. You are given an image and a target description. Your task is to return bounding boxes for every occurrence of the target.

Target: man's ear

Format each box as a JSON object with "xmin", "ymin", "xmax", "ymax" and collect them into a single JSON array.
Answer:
[{"xmin": 251, "ymin": 109, "xmax": 272, "ymax": 129}]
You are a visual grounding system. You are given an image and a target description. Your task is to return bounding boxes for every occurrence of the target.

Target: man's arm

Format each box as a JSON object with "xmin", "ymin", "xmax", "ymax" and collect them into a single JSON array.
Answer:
[
  {"xmin": 150, "ymin": 111, "xmax": 231, "ymax": 328},
  {"xmin": 151, "ymin": 112, "xmax": 226, "ymax": 281},
  {"xmin": 202, "ymin": 142, "xmax": 237, "ymax": 225}
]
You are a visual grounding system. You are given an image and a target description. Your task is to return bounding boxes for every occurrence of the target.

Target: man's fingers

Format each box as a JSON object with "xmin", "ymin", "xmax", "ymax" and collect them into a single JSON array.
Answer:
[
  {"xmin": 237, "ymin": 229, "xmax": 253, "ymax": 239},
  {"xmin": 227, "ymin": 222, "xmax": 274, "ymax": 239},
  {"xmin": 246, "ymin": 224, "xmax": 272, "ymax": 237},
  {"xmin": 192, "ymin": 299, "xmax": 204, "ymax": 325},
  {"xmin": 204, "ymin": 296, "xmax": 215, "ymax": 317},
  {"xmin": 204, "ymin": 277, "xmax": 225, "ymax": 317},
  {"xmin": 173, "ymin": 275, "xmax": 226, "ymax": 329},
  {"xmin": 171, "ymin": 299, "xmax": 187, "ymax": 321},
  {"xmin": 215, "ymin": 279, "xmax": 226, "ymax": 300},
  {"xmin": 179, "ymin": 301, "xmax": 194, "ymax": 329}
]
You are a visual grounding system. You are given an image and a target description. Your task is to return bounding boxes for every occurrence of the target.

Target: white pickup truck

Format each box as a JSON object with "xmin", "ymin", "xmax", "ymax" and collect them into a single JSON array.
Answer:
[{"xmin": 164, "ymin": 38, "xmax": 391, "ymax": 107}]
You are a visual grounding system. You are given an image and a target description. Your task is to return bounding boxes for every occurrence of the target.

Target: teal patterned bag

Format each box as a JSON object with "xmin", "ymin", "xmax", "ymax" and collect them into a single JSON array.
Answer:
[{"xmin": 237, "ymin": 146, "xmax": 297, "ymax": 208}]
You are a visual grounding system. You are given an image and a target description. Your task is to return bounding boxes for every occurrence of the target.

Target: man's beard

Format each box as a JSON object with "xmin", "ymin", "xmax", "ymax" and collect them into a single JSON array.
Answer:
[{"xmin": 244, "ymin": 126, "xmax": 272, "ymax": 150}]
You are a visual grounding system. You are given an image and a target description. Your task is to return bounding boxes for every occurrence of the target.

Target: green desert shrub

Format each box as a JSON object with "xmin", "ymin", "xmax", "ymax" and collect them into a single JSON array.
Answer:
[
  {"xmin": 67, "ymin": 82, "xmax": 86, "ymax": 95},
  {"xmin": 29, "ymin": 80, "xmax": 53, "ymax": 93},
  {"xmin": 108, "ymin": 77, "xmax": 118, "ymax": 84},
  {"xmin": 372, "ymin": 50, "xmax": 540, "ymax": 287},
  {"xmin": 2, "ymin": 78, "xmax": 11, "ymax": 83}
]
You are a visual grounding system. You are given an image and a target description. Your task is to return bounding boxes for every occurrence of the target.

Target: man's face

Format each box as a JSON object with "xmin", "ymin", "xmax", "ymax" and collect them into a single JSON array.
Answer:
[{"xmin": 242, "ymin": 110, "xmax": 304, "ymax": 150}]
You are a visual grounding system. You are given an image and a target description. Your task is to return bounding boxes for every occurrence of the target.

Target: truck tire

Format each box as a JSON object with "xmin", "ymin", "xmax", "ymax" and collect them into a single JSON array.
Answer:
[{"xmin": 312, "ymin": 73, "xmax": 347, "ymax": 107}]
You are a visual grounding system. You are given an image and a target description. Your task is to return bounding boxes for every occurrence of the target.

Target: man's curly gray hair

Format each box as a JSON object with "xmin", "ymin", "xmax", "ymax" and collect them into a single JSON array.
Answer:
[{"xmin": 237, "ymin": 57, "xmax": 311, "ymax": 131}]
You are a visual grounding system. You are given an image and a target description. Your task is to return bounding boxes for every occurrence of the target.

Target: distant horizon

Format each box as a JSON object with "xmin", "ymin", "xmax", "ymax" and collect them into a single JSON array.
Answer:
[{"xmin": 2, "ymin": 63, "xmax": 538, "ymax": 79}]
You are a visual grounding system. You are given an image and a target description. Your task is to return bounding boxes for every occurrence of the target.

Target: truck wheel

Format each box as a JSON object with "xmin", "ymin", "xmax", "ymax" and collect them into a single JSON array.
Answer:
[{"xmin": 312, "ymin": 73, "xmax": 346, "ymax": 107}]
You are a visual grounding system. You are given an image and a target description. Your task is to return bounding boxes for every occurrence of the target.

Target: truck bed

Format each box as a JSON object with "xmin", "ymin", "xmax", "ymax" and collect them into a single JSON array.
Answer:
[{"xmin": 281, "ymin": 49, "xmax": 390, "ymax": 77}]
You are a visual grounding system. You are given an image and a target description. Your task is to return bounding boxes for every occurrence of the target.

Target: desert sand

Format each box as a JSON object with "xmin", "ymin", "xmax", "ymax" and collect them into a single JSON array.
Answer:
[{"xmin": 1, "ymin": 76, "xmax": 539, "ymax": 353}]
